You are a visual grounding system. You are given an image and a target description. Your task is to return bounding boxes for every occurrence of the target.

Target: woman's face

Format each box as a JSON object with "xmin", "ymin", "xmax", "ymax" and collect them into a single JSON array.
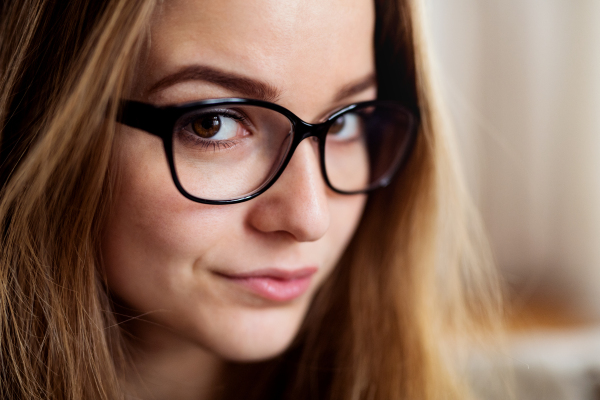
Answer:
[{"xmin": 103, "ymin": 0, "xmax": 374, "ymax": 361}]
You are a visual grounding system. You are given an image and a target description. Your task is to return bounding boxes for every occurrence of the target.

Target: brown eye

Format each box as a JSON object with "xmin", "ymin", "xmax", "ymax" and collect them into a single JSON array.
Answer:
[
  {"xmin": 327, "ymin": 113, "xmax": 361, "ymax": 142},
  {"xmin": 192, "ymin": 115, "xmax": 221, "ymax": 138},
  {"xmin": 328, "ymin": 116, "xmax": 345, "ymax": 134}
]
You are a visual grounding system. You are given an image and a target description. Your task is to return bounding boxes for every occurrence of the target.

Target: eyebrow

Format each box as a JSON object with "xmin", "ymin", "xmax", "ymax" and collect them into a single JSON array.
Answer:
[
  {"xmin": 147, "ymin": 65, "xmax": 376, "ymax": 104},
  {"xmin": 147, "ymin": 65, "xmax": 281, "ymax": 102},
  {"xmin": 333, "ymin": 73, "xmax": 377, "ymax": 102}
]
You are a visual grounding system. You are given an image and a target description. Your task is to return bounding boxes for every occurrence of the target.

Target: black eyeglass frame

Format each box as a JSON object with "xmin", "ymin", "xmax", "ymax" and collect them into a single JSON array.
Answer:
[{"xmin": 117, "ymin": 98, "xmax": 420, "ymax": 205}]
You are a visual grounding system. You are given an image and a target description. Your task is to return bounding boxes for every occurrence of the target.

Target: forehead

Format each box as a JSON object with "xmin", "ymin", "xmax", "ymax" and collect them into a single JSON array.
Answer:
[{"xmin": 141, "ymin": 0, "xmax": 375, "ymax": 110}]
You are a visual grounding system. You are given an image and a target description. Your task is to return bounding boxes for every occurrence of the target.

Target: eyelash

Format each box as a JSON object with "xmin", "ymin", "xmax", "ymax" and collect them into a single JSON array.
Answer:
[{"xmin": 187, "ymin": 139, "xmax": 238, "ymax": 151}]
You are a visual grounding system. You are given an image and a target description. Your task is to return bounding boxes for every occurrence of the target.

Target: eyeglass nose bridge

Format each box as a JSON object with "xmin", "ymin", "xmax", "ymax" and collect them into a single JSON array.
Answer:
[
  {"xmin": 284, "ymin": 119, "xmax": 332, "ymax": 171},
  {"xmin": 274, "ymin": 118, "xmax": 339, "ymax": 194},
  {"xmin": 290, "ymin": 118, "xmax": 332, "ymax": 146}
]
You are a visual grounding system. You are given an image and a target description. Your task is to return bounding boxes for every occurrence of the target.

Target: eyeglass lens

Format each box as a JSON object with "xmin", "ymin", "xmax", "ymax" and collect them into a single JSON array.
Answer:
[{"xmin": 171, "ymin": 104, "xmax": 413, "ymax": 201}]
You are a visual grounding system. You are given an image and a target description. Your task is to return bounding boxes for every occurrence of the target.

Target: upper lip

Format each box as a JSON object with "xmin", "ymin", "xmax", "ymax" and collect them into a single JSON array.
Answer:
[{"xmin": 215, "ymin": 267, "xmax": 318, "ymax": 280}]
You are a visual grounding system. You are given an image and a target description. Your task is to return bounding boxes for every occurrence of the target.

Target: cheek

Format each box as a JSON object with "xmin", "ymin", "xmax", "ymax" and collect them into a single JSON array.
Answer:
[
  {"xmin": 100, "ymin": 129, "xmax": 233, "ymax": 308},
  {"xmin": 324, "ymin": 194, "xmax": 367, "ymax": 268}
]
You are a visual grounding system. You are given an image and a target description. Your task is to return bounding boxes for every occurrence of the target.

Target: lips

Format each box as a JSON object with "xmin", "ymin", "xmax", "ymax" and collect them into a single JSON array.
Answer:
[{"xmin": 215, "ymin": 267, "xmax": 318, "ymax": 302}]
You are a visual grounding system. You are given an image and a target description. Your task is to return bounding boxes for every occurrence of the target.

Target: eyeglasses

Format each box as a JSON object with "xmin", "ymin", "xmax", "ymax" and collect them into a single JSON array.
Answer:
[{"xmin": 117, "ymin": 98, "xmax": 419, "ymax": 204}]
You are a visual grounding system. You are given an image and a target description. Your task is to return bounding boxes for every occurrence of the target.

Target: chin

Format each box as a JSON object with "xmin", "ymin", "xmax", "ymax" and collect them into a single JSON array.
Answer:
[
  {"xmin": 217, "ymin": 338, "xmax": 295, "ymax": 363},
  {"xmin": 197, "ymin": 303, "xmax": 309, "ymax": 363}
]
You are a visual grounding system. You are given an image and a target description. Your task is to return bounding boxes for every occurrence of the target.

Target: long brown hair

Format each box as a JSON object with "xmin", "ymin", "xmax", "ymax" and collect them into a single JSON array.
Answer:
[{"xmin": 0, "ymin": 0, "xmax": 501, "ymax": 399}]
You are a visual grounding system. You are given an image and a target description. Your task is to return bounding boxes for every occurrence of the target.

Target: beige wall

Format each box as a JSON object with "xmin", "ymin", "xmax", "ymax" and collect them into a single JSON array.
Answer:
[{"xmin": 423, "ymin": 0, "xmax": 600, "ymax": 317}]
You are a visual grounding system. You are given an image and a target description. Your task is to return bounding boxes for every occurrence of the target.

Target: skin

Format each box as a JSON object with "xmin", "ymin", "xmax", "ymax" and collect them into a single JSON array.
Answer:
[{"xmin": 102, "ymin": 0, "xmax": 375, "ymax": 398}]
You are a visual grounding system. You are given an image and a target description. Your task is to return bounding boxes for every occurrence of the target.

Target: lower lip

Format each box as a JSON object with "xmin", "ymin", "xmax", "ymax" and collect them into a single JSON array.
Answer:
[{"xmin": 220, "ymin": 271, "xmax": 316, "ymax": 302}]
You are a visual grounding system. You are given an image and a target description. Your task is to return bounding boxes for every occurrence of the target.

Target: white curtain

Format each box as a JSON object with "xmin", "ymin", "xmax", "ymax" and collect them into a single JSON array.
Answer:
[{"xmin": 423, "ymin": 0, "xmax": 600, "ymax": 317}]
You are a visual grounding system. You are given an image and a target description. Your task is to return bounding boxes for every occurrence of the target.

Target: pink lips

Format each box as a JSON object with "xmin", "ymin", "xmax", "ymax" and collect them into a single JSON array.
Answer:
[{"xmin": 216, "ymin": 267, "xmax": 318, "ymax": 302}]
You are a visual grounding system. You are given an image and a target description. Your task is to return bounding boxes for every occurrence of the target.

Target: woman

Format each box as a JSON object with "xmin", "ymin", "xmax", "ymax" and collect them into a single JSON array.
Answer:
[{"xmin": 0, "ymin": 0, "xmax": 501, "ymax": 399}]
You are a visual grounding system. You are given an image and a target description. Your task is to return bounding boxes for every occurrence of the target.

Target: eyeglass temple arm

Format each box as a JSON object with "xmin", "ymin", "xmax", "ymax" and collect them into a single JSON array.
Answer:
[{"xmin": 117, "ymin": 100, "xmax": 170, "ymax": 138}]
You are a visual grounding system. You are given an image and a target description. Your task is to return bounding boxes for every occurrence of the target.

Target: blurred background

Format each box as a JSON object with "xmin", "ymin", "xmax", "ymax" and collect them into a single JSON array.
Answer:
[{"xmin": 422, "ymin": 1, "xmax": 600, "ymax": 398}]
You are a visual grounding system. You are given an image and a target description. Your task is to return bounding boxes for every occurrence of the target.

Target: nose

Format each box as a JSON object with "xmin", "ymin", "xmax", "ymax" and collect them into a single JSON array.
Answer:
[{"xmin": 246, "ymin": 139, "xmax": 330, "ymax": 242}]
